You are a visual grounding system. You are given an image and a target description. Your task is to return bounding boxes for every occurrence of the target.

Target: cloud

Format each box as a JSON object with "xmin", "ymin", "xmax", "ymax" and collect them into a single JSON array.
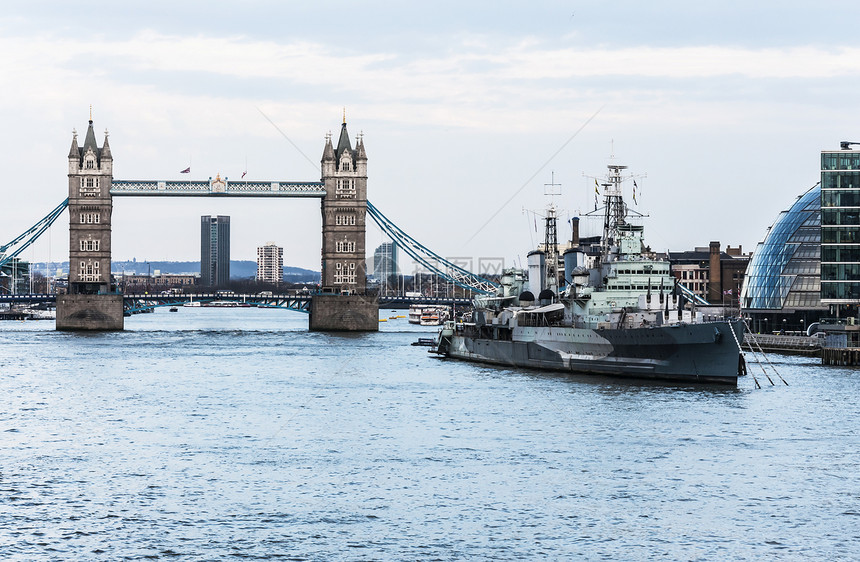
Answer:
[
  {"xmin": 4, "ymin": 29, "xmax": 857, "ymax": 148},
  {"xmin": 7, "ymin": 31, "xmax": 860, "ymax": 108},
  {"xmin": 4, "ymin": 28, "xmax": 858, "ymax": 146},
  {"xmin": 2, "ymin": 23, "xmax": 858, "ymax": 266}
]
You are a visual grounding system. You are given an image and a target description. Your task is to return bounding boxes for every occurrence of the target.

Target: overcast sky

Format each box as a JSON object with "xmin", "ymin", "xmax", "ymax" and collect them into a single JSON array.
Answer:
[{"xmin": 2, "ymin": 1, "xmax": 859, "ymax": 272}]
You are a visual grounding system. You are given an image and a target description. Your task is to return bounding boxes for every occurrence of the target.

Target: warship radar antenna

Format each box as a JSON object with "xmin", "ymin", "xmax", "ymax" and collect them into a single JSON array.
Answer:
[
  {"xmin": 581, "ymin": 164, "xmax": 647, "ymax": 258},
  {"xmin": 601, "ymin": 164, "xmax": 628, "ymax": 256},
  {"xmin": 543, "ymin": 172, "xmax": 562, "ymax": 294}
]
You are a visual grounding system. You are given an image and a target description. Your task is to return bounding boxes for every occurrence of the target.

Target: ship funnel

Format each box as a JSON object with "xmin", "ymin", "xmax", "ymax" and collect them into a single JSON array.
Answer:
[
  {"xmin": 527, "ymin": 250, "xmax": 546, "ymax": 295},
  {"xmin": 563, "ymin": 247, "xmax": 587, "ymax": 285}
]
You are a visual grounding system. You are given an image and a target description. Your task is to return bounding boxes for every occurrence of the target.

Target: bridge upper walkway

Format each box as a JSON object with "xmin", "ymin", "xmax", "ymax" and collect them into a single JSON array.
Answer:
[{"xmin": 109, "ymin": 179, "xmax": 326, "ymax": 197}]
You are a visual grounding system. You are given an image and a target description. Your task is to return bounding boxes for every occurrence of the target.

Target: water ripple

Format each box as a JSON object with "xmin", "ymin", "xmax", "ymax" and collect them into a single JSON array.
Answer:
[{"xmin": 1, "ymin": 310, "xmax": 858, "ymax": 559}]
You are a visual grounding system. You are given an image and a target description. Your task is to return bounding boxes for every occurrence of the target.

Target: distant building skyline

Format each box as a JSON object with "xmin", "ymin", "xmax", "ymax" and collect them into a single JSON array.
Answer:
[
  {"xmin": 256, "ymin": 242, "xmax": 283, "ymax": 284},
  {"xmin": 200, "ymin": 215, "xmax": 230, "ymax": 287},
  {"xmin": 373, "ymin": 242, "xmax": 398, "ymax": 286}
]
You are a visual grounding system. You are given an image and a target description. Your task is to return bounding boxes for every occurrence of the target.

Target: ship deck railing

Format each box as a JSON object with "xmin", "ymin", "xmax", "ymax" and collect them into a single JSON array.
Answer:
[{"xmin": 516, "ymin": 316, "xmax": 566, "ymax": 328}]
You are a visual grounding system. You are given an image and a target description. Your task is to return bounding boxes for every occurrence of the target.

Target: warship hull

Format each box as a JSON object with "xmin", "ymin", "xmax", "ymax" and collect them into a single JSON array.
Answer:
[{"xmin": 440, "ymin": 320, "xmax": 744, "ymax": 385}]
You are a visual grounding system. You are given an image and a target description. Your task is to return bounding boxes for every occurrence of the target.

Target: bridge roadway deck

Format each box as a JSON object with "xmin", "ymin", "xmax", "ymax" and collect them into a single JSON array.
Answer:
[{"xmin": 1, "ymin": 293, "xmax": 473, "ymax": 311}]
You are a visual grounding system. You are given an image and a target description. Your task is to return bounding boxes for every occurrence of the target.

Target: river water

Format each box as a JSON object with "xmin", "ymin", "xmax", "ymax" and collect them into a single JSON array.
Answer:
[{"xmin": 1, "ymin": 308, "xmax": 858, "ymax": 560}]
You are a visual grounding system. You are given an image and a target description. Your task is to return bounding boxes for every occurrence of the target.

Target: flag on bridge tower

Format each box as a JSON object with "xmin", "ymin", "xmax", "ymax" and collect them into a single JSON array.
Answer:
[
  {"xmin": 180, "ymin": 167, "xmax": 190, "ymax": 173},
  {"xmin": 241, "ymin": 170, "xmax": 247, "ymax": 178}
]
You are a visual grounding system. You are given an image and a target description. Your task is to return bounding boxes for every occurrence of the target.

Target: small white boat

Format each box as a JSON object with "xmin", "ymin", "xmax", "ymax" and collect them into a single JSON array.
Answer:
[
  {"xmin": 21, "ymin": 308, "xmax": 56, "ymax": 320},
  {"xmin": 183, "ymin": 301, "xmax": 201, "ymax": 307},
  {"xmin": 408, "ymin": 304, "xmax": 424, "ymax": 324},
  {"xmin": 203, "ymin": 301, "xmax": 239, "ymax": 307},
  {"xmin": 419, "ymin": 306, "xmax": 450, "ymax": 326}
]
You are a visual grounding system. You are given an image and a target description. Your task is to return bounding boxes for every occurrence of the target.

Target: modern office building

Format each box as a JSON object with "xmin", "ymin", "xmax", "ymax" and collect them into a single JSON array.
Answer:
[
  {"xmin": 201, "ymin": 215, "xmax": 230, "ymax": 287},
  {"xmin": 740, "ymin": 183, "xmax": 826, "ymax": 332},
  {"xmin": 820, "ymin": 144, "xmax": 860, "ymax": 313},
  {"xmin": 373, "ymin": 242, "xmax": 398, "ymax": 288},
  {"xmin": 256, "ymin": 242, "xmax": 284, "ymax": 284},
  {"xmin": 0, "ymin": 257, "xmax": 29, "ymax": 295}
]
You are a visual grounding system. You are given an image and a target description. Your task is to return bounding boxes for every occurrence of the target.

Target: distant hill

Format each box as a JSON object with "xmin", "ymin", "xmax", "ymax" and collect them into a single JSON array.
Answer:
[{"xmin": 29, "ymin": 260, "xmax": 320, "ymax": 283}]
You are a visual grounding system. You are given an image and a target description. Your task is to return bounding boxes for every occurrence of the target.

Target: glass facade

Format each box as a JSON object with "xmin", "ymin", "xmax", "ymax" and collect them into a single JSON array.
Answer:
[
  {"xmin": 373, "ymin": 242, "xmax": 398, "ymax": 286},
  {"xmin": 200, "ymin": 215, "xmax": 230, "ymax": 287},
  {"xmin": 821, "ymin": 149, "xmax": 860, "ymax": 303},
  {"xmin": 741, "ymin": 184, "xmax": 822, "ymax": 311}
]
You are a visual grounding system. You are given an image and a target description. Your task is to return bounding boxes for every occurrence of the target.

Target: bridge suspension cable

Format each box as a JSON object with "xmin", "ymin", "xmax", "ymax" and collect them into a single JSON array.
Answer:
[
  {"xmin": 366, "ymin": 201, "xmax": 499, "ymax": 295},
  {"xmin": 4, "ymin": 198, "xmax": 500, "ymax": 295},
  {"xmin": 0, "ymin": 198, "xmax": 68, "ymax": 269}
]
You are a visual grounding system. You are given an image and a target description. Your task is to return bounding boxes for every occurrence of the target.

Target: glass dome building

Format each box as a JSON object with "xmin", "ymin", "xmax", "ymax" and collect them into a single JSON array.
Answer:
[{"xmin": 741, "ymin": 183, "xmax": 827, "ymax": 333}]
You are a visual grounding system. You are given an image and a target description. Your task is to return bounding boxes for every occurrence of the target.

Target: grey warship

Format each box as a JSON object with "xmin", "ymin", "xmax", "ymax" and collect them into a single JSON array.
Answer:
[{"xmin": 434, "ymin": 164, "xmax": 744, "ymax": 385}]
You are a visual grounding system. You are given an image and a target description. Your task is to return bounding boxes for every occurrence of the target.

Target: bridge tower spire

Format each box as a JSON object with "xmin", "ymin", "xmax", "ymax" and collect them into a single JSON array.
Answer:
[{"xmin": 56, "ymin": 115, "xmax": 123, "ymax": 330}]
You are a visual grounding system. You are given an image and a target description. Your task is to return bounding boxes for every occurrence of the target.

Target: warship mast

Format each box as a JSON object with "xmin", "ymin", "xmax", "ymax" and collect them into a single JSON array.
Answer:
[{"xmin": 601, "ymin": 164, "xmax": 628, "ymax": 258}]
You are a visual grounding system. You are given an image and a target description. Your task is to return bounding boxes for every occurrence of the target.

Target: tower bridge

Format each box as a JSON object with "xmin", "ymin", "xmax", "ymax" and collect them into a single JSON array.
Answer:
[
  {"xmin": 1, "ymin": 114, "xmax": 500, "ymax": 331},
  {"xmin": 57, "ymin": 114, "xmax": 374, "ymax": 331}
]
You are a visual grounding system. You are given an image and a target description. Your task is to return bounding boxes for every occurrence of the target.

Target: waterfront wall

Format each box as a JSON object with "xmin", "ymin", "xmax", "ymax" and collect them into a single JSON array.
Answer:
[
  {"xmin": 56, "ymin": 294, "xmax": 124, "ymax": 331},
  {"xmin": 309, "ymin": 294, "xmax": 378, "ymax": 331},
  {"xmin": 745, "ymin": 333, "xmax": 822, "ymax": 356},
  {"xmin": 822, "ymin": 347, "xmax": 860, "ymax": 366}
]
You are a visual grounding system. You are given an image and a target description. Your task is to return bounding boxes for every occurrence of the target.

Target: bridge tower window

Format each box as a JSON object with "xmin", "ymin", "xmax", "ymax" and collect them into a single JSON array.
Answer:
[
  {"xmin": 79, "ymin": 177, "xmax": 100, "ymax": 197},
  {"xmin": 333, "ymin": 261, "xmax": 357, "ymax": 284},
  {"xmin": 335, "ymin": 213, "xmax": 356, "ymax": 226},
  {"xmin": 336, "ymin": 239, "xmax": 356, "ymax": 253},
  {"xmin": 336, "ymin": 179, "xmax": 355, "ymax": 199},
  {"xmin": 79, "ymin": 260, "xmax": 101, "ymax": 281},
  {"xmin": 79, "ymin": 213, "xmax": 101, "ymax": 224}
]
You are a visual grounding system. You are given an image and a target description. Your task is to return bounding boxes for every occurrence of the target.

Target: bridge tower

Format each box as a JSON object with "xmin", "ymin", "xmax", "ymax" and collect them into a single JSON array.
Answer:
[
  {"xmin": 309, "ymin": 116, "xmax": 378, "ymax": 331},
  {"xmin": 56, "ymin": 116, "xmax": 123, "ymax": 330}
]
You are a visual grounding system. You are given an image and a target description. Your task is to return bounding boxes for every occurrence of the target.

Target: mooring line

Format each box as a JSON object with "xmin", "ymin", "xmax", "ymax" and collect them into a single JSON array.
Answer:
[{"xmin": 741, "ymin": 319, "xmax": 788, "ymax": 386}]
